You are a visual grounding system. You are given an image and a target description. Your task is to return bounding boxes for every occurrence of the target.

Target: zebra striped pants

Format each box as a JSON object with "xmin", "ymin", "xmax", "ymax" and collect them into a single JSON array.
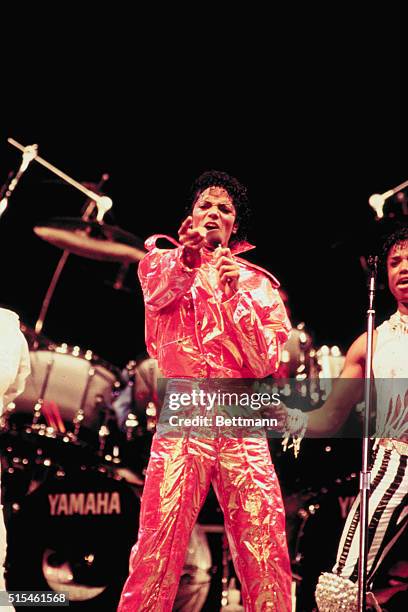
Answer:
[{"xmin": 332, "ymin": 442, "xmax": 408, "ymax": 585}]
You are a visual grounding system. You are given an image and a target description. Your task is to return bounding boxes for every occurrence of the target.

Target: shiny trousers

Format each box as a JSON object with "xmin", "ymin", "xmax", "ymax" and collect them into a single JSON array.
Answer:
[{"xmin": 118, "ymin": 435, "xmax": 292, "ymax": 612}]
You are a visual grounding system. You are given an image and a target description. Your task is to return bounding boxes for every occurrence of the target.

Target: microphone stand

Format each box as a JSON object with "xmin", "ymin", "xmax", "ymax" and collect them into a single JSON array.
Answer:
[
  {"xmin": 369, "ymin": 178, "xmax": 408, "ymax": 218},
  {"xmin": 357, "ymin": 255, "xmax": 378, "ymax": 611}
]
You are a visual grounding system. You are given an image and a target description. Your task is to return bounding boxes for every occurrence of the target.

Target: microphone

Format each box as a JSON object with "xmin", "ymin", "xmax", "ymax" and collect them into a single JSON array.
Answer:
[
  {"xmin": 205, "ymin": 228, "xmax": 223, "ymax": 248},
  {"xmin": 368, "ymin": 192, "xmax": 392, "ymax": 219},
  {"xmin": 206, "ymin": 229, "xmax": 234, "ymax": 286}
]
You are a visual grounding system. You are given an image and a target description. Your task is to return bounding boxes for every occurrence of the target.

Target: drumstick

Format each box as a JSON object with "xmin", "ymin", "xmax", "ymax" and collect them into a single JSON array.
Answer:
[
  {"xmin": 42, "ymin": 401, "xmax": 66, "ymax": 433},
  {"xmin": 41, "ymin": 401, "xmax": 58, "ymax": 430},
  {"xmin": 51, "ymin": 402, "xmax": 66, "ymax": 433}
]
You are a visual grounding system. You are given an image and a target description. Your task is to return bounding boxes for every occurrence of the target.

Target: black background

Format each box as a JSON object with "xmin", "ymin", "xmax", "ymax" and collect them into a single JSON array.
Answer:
[
  {"xmin": 1, "ymin": 29, "xmax": 408, "ymax": 610},
  {"xmin": 0, "ymin": 110, "xmax": 405, "ymax": 368}
]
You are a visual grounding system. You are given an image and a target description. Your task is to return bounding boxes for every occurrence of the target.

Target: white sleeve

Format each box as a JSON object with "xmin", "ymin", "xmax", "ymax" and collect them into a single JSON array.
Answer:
[{"xmin": 0, "ymin": 309, "xmax": 31, "ymax": 410}]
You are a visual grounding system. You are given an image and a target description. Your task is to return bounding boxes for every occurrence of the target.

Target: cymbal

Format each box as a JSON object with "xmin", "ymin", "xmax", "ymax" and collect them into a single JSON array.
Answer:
[{"xmin": 34, "ymin": 217, "xmax": 146, "ymax": 263}]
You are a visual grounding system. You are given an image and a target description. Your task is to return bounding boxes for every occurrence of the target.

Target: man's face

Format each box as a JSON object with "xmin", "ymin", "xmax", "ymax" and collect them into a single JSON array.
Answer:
[
  {"xmin": 387, "ymin": 241, "xmax": 408, "ymax": 305},
  {"xmin": 191, "ymin": 186, "xmax": 237, "ymax": 247}
]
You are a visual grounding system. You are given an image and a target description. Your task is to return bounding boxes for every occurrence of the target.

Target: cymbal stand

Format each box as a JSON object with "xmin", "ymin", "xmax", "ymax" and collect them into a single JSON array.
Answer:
[
  {"xmin": 6, "ymin": 138, "xmax": 113, "ymax": 336},
  {"xmin": 8, "ymin": 139, "xmax": 113, "ymax": 221},
  {"xmin": 33, "ymin": 173, "xmax": 109, "ymax": 336},
  {"xmin": 0, "ymin": 144, "xmax": 38, "ymax": 219}
]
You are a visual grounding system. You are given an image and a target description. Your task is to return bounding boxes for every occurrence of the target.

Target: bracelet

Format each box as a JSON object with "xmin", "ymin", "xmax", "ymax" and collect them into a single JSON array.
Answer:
[{"xmin": 281, "ymin": 408, "xmax": 308, "ymax": 458}]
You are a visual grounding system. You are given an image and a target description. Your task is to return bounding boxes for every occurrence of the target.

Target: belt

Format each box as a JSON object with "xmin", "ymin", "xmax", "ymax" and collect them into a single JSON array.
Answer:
[{"xmin": 378, "ymin": 438, "xmax": 408, "ymax": 456}]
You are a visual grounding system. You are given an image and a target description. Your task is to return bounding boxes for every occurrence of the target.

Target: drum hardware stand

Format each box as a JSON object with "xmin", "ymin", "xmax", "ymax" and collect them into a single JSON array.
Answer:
[
  {"xmin": 297, "ymin": 324, "xmax": 311, "ymax": 404},
  {"xmin": 1, "ymin": 401, "xmax": 17, "ymax": 431},
  {"xmin": 33, "ymin": 172, "xmax": 110, "ymax": 337},
  {"xmin": 7, "ymin": 139, "xmax": 113, "ymax": 223},
  {"xmin": 0, "ymin": 144, "xmax": 37, "ymax": 220},
  {"xmin": 219, "ymin": 532, "xmax": 244, "ymax": 611},
  {"xmin": 7, "ymin": 137, "xmax": 111, "ymax": 337},
  {"xmin": 71, "ymin": 365, "xmax": 97, "ymax": 440},
  {"xmin": 112, "ymin": 263, "xmax": 130, "ymax": 291},
  {"xmin": 123, "ymin": 361, "xmax": 145, "ymax": 439},
  {"xmin": 96, "ymin": 399, "xmax": 122, "ymax": 463},
  {"xmin": 97, "ymin": 423, "xmax": 110, "ymax": 454},
  {"xmin": 357, "ymin": 255, "xmax": 378, "ymax": 612},
  {"xmin": 29, "ymin": 357, "xmax": 55, "ymax": 433},
  {"xmin": 108, "ymin": 445, "xmax": 121, "ymax": 465},
  {"xmin": 369, "ymin": 177, "xmax": 408, "ymax": 219},
  {"xmin": 73, "ymin": 409, "xmax": 85, "ymax": 438},
  {"xmin": 220, "ymin": 531, "xmax": 230, "ymax": 609},
  {"xmin": 145, "ymin": 401, "xmax": 157, "ymax": 432},
  {"xmin": 125, "ymin": 413, "xmax": 140, "ymax": 440}
]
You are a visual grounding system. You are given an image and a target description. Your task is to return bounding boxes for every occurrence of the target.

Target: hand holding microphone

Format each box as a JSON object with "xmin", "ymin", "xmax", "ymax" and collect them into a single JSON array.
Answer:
[
  {"xmin": 214, "ymin": 249, "xmax": 240, "ymax": 297},
  {"xmin": 202, "ymin": 229, "xmax": 240, "ymax": 297},
  {"xmin": 178, "ymin": 221, "xmax": 240, "ymax": 295},
  {"xmin": 213, "ymin": 247, "xmax": 240, "ymax": 298}
]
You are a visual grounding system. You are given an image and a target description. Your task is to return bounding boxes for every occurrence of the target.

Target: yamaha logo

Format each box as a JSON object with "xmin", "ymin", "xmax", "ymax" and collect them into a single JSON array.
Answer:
[{"xmin": 48, "ymin": 492, "xmax": 121, "ymax": 516}]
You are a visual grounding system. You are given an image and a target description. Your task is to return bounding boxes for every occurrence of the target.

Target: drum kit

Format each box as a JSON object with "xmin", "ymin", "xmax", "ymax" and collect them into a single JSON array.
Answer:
[
  {"xmin": 1, "ymin": 141, "xmax": 147, "ymax": 472},
  {"xmin": 1, "ymin": 141, "xmax": 214, "ymax": 610},
  {"xmin": 1, "ymin": 140, "xmax": 359, "ymax": 611}
]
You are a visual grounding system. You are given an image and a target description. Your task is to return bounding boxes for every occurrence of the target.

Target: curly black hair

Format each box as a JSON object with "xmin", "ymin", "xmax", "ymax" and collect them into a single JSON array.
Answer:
[
  {"xmin": 381, "ymin": 224, "xmax": 408, "ymax": 267},
  {"xmin": 186, "ymin": 170, "xmax": 251, "ymax": 240}
]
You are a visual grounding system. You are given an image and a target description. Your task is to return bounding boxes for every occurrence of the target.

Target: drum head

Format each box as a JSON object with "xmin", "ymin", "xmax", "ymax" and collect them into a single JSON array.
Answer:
[
  {"xmin": 6, "ymin": 469, "xmax": 139, "ymax": 609},
  {"xmin": 14, "ymin": 348, "xmax": 121, "ymax": 430},
  {"xmin": 5, "ymin": 468, "xmax": 212, "ymax": 611}
]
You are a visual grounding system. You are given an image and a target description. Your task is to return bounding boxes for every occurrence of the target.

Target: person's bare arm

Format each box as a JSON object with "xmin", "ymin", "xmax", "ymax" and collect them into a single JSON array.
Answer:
[{"xmin": 305, "ymin": 332, "xmax": 374, "ymax": 436}]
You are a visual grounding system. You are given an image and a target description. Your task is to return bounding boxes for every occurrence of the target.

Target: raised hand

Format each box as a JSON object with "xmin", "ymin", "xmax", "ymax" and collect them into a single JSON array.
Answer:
[
  {"xmin": 214, "ymin": 247, "xmax": 240, "ymax": 298},
  {"xmin": 178, "ymin": 216, "xmax": 206, "ymax": 267}
]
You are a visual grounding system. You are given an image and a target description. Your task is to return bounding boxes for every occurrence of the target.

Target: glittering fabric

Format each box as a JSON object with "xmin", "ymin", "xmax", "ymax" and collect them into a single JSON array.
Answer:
[
  {"xmin": 138, "ymin": 236, "xmax": 290, "ymax": 379},
  {"xmin": 118, "ymin": 236, "xmax": 292, "ymax": 611}
]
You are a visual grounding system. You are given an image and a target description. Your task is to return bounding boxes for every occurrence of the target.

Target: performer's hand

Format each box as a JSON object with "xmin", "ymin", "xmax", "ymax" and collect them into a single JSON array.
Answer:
[
  {"xmin": 178, "ymin": 216, "xmax": 206, "ymax": 268},
  {"xmin": 255, "ymin": 382, "xmax": 290, "ymax": 432},
  {"xmin": 261, "ymin": 402, "xmax": 289, "ymax": 432},
  {"xmin": 214, "ymin": 247, "xmax": 240, "ymax": 298}
]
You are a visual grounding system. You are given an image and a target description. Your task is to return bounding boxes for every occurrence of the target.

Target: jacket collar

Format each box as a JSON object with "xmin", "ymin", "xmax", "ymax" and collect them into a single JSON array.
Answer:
[
  {"xmin": 145, "ymin": 233, "xmax": 255, "ymax": 254},
  {"xmin": 144, "ymin": 234, "xmax": 279, "ymax": 288}
]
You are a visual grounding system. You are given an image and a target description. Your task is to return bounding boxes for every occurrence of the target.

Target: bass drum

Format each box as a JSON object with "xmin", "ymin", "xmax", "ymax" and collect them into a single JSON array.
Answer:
[
  {"xmin": 6, "ymin": 468, "xmax": 140, "ymax": 610},
  {"xmin": 5, "ymin": 467, "xmax": 212, "ymax": 611}
]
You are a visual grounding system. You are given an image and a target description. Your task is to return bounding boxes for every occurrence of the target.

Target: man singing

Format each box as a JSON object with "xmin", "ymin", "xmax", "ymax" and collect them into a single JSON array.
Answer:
[
  {"xmin": 118, "ymin": 171, "xmax": 292, "ymax": 611},
  {"xmin": 281, "ymin": 226, "xmax": 408, "ymax": 610}
]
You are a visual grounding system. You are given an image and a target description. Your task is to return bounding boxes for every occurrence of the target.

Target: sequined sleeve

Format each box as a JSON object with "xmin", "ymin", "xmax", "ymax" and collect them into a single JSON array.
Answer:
[
  {"xmin": 221, "ymin": 275, "xmax": 291, "ymax": 377},
  {"xmin": 138, "ymin": 247, "xmax": 198, "ymax": 312}
]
